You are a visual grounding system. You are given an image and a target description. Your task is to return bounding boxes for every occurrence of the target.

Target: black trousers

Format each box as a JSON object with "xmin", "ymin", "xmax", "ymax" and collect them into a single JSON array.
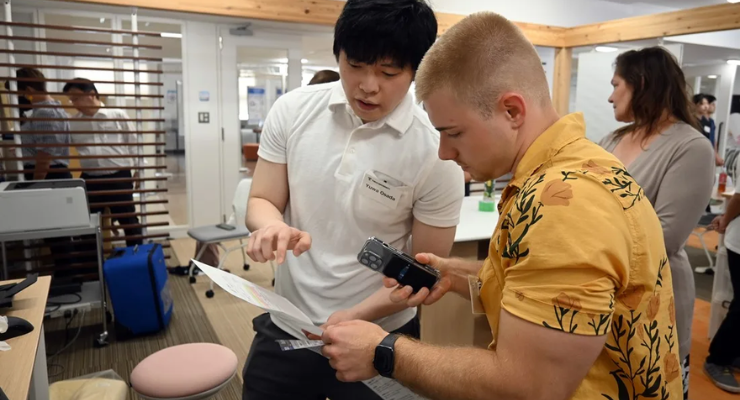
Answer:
[
  {"xmin": 82, "ymin": 170, "xmax": 142, "ymax": 246},
  {"xmin": 23, "ymin": 163, "xmax": 72, "ymax": 181},
  {"xmin": 707, "ymin": 249, "xmax": 740, "ymax": 365},
  {"xmin": 242, "ymin": 313, "xmax": 420, "ymax": 400}
]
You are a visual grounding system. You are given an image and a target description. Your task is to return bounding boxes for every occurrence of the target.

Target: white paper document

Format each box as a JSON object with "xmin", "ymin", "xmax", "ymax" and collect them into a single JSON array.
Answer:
[
  {"xmin": 192, "ymin": 260, "xmax": 322, "ymax": 336},
  {"xmin": 193, "ymin": 260, "xmax": 427, "ymax": 400}
]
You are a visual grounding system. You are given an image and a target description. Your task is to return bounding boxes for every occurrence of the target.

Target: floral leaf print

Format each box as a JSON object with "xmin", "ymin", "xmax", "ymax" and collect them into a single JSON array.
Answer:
[
  {"xmin": 583, "ymin": 160, "xmax": 611, "ymax": 175},
  {"xmin": 646, "ymin": 294, "xmax": 661, "ymax": 321},
  {"xmin": 589, "ymin": 312, "xmax": 613, "ymax": 335},
  {"xmin": 561, "ymin": 171, "xmax": 578, "ymax": 181},
  {"xmin": 664, "ymin": 353, "xmax": 680, "ymax": 383},
  {"xmin": 541, "ymin": 180, "xmax": 573, "ymax": 206},
  {"xmin": 543, "ymin": 292, "xmax": 582, "ymax": 333},
  {"xmin": 637, "ymin": 319, "xmax": 664, "ymax": 399},
  {"xmin": 665, "ymin": 297, "xmax": 677, "ymax": 354},
  {"xmin": 656, "ymin": 257, "xmax": 668, "ymax": 290},
  {"xmin": 602, "ymin": 167, "xmax": 644, "ymax": 210},
  {"xmin": 619, "ymin": 285, "xmax": 645, "ymax": 311},
  {"xmin": 602, "ymin": 370, "xmax": 631, "ymax": 400},
  {"xmin": 502, "ymin": 174, "xmax": 545, "ymax": 262}
]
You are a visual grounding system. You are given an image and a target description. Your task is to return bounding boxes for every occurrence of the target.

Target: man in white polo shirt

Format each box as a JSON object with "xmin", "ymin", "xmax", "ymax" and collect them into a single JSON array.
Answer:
[
  {"xmin": 62, "ymin": 78, "xmax": 143, "ymax": 246},
  {"xmin": 243, "ymin": 0, "xmax": 463, "ymax": 398}
]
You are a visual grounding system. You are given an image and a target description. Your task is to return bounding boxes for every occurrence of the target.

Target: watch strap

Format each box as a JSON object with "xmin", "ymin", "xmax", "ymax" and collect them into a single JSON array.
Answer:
[{"xmin": 374, "ymin": 333, "xmax": 400, "ymax": 378}]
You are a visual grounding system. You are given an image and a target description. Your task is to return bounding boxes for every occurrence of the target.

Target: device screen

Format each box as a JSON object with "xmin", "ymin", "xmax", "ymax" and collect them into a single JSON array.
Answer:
[{"xmin": 384, "ymin": 256, "xmax": 437, "ymax": 291}]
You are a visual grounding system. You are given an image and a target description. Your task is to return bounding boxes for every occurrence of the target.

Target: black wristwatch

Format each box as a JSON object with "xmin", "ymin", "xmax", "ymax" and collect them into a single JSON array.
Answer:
[{"xmin": 373, "ymin": 333, "xmax": 400, "ymax": 378}]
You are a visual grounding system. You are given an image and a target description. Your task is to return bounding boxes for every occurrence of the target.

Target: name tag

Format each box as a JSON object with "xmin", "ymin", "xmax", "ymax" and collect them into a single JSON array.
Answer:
[
  {"xmin": 468, "ymin": 275, "xmax": 485, "ymax": 314},
  {"xmin": 704, "ymin": 125, "xmax": 711, "ymax": 133},
  {"xmin": 361, "ymin": 171, "xmax": 401, "ymax": 209}
]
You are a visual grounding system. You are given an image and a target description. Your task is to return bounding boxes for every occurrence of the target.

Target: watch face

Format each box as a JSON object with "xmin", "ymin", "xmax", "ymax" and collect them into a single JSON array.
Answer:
[{"xmin": 374, "ymin": 345, "xmax": 394, "ymax": 377}]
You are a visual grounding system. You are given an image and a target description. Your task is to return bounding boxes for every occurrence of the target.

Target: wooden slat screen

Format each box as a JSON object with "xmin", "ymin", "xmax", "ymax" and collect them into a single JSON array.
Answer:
[{"xmin": 0, "ymin": 11, "xmax": 174, "ymax": 282}]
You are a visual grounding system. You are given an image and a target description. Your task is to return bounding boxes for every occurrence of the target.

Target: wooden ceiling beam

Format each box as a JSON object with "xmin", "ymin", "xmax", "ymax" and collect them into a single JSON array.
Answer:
[
  {"xmin": 435, "ymin": 13, "xmax": 566, "ymax": 47},
  {"xmin": 53, "ymin": 0, "xmax": 566, "ymax": 47},
  {"xmin": 562, "ymin": 3, "xmax": 740, "ymax": 48},
  {"xmin": 49, "ymin": 0, "xmax": 740, "ymax": 49}
]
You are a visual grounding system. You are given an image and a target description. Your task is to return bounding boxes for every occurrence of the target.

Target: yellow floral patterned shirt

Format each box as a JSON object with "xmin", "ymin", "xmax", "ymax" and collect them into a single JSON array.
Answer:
[{"xmin": 480, "ymin": 113, "xmax": 683, "ymax": 399}]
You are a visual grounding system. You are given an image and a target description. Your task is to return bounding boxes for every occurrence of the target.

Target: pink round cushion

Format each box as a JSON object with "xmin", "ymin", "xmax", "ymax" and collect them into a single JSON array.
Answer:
[{"xmin": 131, "ymin": 343, "xmax": 237, "ymax": 398}]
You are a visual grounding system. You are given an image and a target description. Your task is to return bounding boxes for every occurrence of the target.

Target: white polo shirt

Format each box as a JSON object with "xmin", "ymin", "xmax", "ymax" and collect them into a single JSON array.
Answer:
[
  {"xmin": 258, "ymin": 81, "xmax": 464, "ymax": 338},
  {"xmin": 69, "ymin": 106, "xmax": 139, "ymax": 175}
]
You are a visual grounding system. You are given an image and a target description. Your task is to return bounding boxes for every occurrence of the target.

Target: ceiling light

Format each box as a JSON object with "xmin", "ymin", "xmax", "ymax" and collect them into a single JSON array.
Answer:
[
  {"xmin": 301, "ymin": 59, "xmax": 308, "ymax": 64},
  {"xmin": 727, "ymin": 59, "xmax": 740, "ymax": 65},
  {"xmin": 99, "ymin": 17, "xmax": 105, "ymax": 23},
  {"xmin": 160, "ymin": 32, "xmax": 182, "ymax": 39},
  {"xmin": 595, "ymin": 46, "xmax": 618, "ymax": 53},
  {"xmin": 708, "ymin": 75, "xmax": 718, "ymax": 79}
]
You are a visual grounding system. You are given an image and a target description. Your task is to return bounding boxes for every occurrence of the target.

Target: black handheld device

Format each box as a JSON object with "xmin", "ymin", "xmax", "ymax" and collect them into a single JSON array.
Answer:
[
  {"xmin": 357, "ymin": 237, "xmax": 440, "ymax": 293},
  {"xmin": 216, "ymin": 223, "xmax": 236, "ymax": 231}
]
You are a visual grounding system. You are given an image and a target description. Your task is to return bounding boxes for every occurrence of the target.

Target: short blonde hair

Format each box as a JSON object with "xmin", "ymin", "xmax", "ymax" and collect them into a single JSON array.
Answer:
[{"xmin": 415, "ymin": 12, "xmax": 550, "ymax": 116}]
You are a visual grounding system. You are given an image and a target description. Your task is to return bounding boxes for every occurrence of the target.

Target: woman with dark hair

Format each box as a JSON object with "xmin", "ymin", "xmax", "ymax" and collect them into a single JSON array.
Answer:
[{"xmin": 599, "ymin": 46, "xmax": 715, "ymax": 398}]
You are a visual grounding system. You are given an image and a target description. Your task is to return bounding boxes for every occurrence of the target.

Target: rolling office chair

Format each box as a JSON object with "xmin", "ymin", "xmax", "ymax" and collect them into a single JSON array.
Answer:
[{"xmin": 186, "ymin": 178, "xmax": 277, "ymax": 297}]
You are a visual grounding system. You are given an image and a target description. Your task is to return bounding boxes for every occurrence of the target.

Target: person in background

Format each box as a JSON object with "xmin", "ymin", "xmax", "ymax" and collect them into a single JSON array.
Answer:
[
  {"xmin": 4, "ymin": 68, "xmax": 73, "ymax": 268},
  {"xmin": 319, "ymin": 12, "xmax": 682, "ymax": 400},
  {"xmin": 694, "ymin": 93, "xmax": 724, "ymax": 167},
  {"xmin": 308, "ymin": 69, "xmax": 340, "ymax": 85},
  {"xmin": 243, "ymin": 0, "xmax": 463, "ymax": 398},
  {"xmin": 62, "ymin": 78, "xmax": 143, "ymax": 246},
  {"xmin": 600, "ymin": 47, "xmax": 715, "ymax": 400},
  {"xmin": 706, "ymin": 94, "xmax": 725, "ymax": 166},
  {"xmin": 5, "ymin": 68, "xmax": 71, "ymax": 181},
  {"xmin": 695, "ymin": 93, "xmax": 711, "ymax": 138},
  {"xmin": 708, "ymin": 155, "xmax": 740, "ymax": 394}
]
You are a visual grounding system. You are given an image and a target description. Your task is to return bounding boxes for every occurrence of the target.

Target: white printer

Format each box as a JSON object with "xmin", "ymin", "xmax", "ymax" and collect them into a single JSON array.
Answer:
[{"xmin": 0, "ymin": 179, "xmax": 90, "ymax": 234}]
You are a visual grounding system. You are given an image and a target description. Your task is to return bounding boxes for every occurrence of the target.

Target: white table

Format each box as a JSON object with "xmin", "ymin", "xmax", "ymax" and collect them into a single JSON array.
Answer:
[{"xmin": 454, "ymin": 195, "xmax": 500, "ymax": 243}]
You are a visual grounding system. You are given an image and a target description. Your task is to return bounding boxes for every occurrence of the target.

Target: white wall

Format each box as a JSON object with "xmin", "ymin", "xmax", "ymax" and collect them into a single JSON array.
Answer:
[
  {"xmin": 536, "ymin": 46, "xmax": 556, "ymax": 97},
  {"xmin": 668, "ymin": 31, "xmax": 740, "ymax": 51}
]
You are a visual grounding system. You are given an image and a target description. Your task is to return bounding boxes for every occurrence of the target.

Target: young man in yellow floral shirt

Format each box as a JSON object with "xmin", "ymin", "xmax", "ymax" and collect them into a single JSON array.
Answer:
[{"xmin": 317, "ymin": 11, "xmax": 683, "ymax": 400}]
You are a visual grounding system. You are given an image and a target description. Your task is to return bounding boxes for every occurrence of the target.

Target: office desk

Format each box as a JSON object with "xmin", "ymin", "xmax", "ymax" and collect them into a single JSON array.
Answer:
[
  {"xmin": 0, "ymin": 275, "xmax": 51, "ymax": 400},
  {"xmin": 421, "ymin": 195, "xmax": 499, "ymax": 349}
]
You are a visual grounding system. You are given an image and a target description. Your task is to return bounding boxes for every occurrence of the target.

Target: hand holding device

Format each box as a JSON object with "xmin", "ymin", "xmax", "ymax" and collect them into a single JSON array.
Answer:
[
  {"xmin": 384, "ymin": 253, "xmax": 454, "ymax": 307},
  {"xmin": 247, "ymin": 221, "xmax": 312, "ymax": 264},
  {"xmin": 358, "ymin": 237, "xmax": 440, "ymax": 293}
]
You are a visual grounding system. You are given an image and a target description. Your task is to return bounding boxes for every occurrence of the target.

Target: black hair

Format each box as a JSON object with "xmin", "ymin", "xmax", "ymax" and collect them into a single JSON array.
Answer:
[
  {"xmin": 62, "ymin": 78, "xmax": 100, "ymax": 99},
  {"xmin": 705, "ymin": 94, "xmax": 717, "ymax": 104},
  {"xmin": 333, "ymin": 0, "xmax": 437, "ymax": 73},
  {"xmin": 4, "ymin": 67, "xmax": 46, "ymax": 92},
  {"xmin": 309, "ymin": 70, "xmax": 340, "ymax": 85},
  {"xmin": 693, "ymin": 93, "xmax": 706, "ymax": 105}
]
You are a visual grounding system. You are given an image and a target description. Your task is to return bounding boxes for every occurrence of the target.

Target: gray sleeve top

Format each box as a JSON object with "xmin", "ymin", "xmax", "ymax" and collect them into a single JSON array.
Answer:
[
  {"xmin": 599, "ymin": 122, "xmax": 714, "ymax": 361},
  {"xmin": 599, "ymin": 123, "xmax": 714, "ymax": 256}
]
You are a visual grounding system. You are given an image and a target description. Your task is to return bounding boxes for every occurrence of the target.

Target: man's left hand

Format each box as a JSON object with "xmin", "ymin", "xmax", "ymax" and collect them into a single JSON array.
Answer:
[
  {"xmin": 305, "ymin": 309, "xmax": 357, "ymax": 340},
  {"xmin": 321, "ymin": 320, "xmax": 388, "ymax": 382}
]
